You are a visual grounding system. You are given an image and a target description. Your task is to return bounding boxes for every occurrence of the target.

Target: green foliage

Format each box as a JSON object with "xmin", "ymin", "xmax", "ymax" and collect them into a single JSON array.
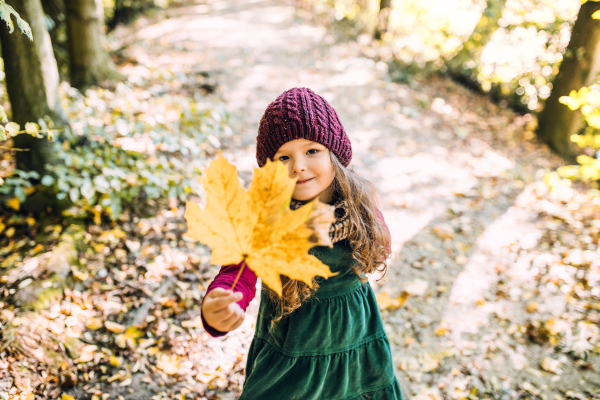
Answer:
[
  {"xmin": 0, "ymin": 71, "xmax": 231, "ymax": 220},
  {"xmin": 300, "ymin": 0, "xmax": 581, "ymax": 111},
  {"xmin": 556, "ymin": 85, "xmax": 600, "ymax": 184},
  {"xmin": 0, "ymin": 0, "xmax": 32, "ymax": 40},
  {"xmin": 0, "ymin": 169, "xmax": 39, "ymax": 203},
  {"xmin": 104, "ymin": 0, "xmax": 174, "ymax": 30}
]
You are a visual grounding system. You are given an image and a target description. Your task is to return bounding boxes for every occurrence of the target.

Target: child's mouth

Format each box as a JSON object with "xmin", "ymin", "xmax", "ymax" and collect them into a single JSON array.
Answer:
[{"xmin": 297, "ymin": 178, "xmax": 313, "ymax": 185}]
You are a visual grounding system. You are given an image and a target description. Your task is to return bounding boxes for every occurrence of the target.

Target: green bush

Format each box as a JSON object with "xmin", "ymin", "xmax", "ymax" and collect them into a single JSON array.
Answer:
[
  {"xmin": 0, "ymin": 72, "xmax": 231, "ymax": 219},
  {"xmin": 556, "ymin": 84, "xmax": 600, "ymax": 185}
]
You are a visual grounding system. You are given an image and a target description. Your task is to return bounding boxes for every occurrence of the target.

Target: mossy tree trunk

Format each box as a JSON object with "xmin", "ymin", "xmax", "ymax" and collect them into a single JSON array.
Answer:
[
  {"xmin": 0, "ymin": 0, "xmax": 65, "ymax": 174},
  {"xmin": 537, "ymin": 1, "xmax": 600, "ymax": 161},
  {"xmin": 374, "ymin": 0, "xmax": 392, "ymax": 40},
  {"xmin": 65, "ymin": 0, "xmax": 117, "ymax": 91}
]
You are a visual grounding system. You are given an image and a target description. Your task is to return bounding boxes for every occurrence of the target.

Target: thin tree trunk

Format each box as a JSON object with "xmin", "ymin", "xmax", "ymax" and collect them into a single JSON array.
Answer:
[
  {"xmin": 0, "ymin": 0, "xmax": 65, "ymax": 173},
  {"xmin": 374, "ymin": 0, "xmax": 392, "ymax": 40},
  {"xmin": 65, "ymin": 0, "xmax": 117, "ymax": 90},
  {"xmin": 537, "ymin": 1, "xmax": 600, "ymax": 161},
  {"xmin": 446, "ymin": 0, "xmax": 506, "ymax": 78}
]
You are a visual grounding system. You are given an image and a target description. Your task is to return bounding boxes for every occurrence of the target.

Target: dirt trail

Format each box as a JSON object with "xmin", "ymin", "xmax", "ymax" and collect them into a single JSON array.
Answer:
[{"xmin": 112, "ymin": 0, "xmax": 599, "ymax": 398}]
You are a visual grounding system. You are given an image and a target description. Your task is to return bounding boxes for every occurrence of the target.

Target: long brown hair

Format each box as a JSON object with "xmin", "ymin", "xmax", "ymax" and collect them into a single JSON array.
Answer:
[{"xmin": 267, "ymin": 151, "xmax": 391, "ymax": 322}]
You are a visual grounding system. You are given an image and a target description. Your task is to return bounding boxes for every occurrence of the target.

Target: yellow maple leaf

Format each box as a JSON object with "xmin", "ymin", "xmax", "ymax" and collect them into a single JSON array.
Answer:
[{"xmin": 184, "ymin": 155, "xmax": 337, "ymax": 296}]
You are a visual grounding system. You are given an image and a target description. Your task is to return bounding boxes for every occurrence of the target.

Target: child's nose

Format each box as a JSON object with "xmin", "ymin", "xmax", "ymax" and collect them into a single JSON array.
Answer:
[{"xmin": 291, "ymin": 160, "xmax": 307, "ymax": 174}]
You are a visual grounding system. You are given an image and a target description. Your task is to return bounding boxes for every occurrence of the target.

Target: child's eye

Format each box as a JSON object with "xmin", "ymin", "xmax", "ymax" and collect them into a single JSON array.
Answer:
[
  {"xmin": 307, "ymin": 149, "xmax": 319, "ymax": 155},
  {"xmin": 278, "ymin": 155, "xmax": 289, "ymax": 161}
]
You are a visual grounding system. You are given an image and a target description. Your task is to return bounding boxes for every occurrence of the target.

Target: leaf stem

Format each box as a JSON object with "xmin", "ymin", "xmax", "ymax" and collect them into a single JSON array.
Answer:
[{"xmin": 230, "ymin": 261, "xmax": 246, "ymax": 292}]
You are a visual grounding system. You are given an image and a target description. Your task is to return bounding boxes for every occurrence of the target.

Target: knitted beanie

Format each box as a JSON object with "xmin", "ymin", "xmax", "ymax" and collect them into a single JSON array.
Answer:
[{"xmin": 256, "ymin": 87, "xmax": 352, "ymax": 167}]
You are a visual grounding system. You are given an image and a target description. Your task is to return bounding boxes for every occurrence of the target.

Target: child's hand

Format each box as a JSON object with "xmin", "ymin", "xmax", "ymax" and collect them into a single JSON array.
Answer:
[{"xmin": 202, "ymin": 288, "xmax": 245, "ymax": 332}]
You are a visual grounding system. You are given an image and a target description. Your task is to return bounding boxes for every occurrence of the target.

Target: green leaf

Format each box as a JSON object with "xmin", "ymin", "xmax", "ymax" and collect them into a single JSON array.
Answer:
[
  {"xmin": 5, "ymin": 122, "xmax": 19, "ymax": 137},
  {"xmin": 25, "ymin": 122, "xmax": 41, "ymax": 137},
  {"xmin": 69, "ymin": 187, "xmax": 79, "ymax": 202},
  {"xmin": 0, "ymin": 105, "xmax": 7, "ymax": 123},
  {"xmin": 41, "ymin": 175, "xmax": 54, "ymax": 186},
  {"xmin": 14, "ymin": 186, "xmax": 25, "ymax": 202},
  {"xmin": 0, "ymin": 1, "xmax": 32, "ymax": 40},
  {"xmin": 0, "ymin": 125, "xmax": 6, "ymax": 141}
]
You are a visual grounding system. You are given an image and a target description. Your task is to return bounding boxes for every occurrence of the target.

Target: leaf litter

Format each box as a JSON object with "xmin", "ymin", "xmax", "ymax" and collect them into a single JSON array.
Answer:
[{"xmin": 1, "ymin": 0, "xmax": 600, "ymax": 399}]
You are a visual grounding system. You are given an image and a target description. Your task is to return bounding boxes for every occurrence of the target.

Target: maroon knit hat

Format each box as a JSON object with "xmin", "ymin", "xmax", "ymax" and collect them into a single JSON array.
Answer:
[{"xmin": 256, "ymin": 87, "xmax": 352, "ymax": 167}]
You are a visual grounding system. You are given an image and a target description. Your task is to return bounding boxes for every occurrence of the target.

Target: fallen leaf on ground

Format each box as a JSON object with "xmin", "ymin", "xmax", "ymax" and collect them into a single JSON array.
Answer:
[
  {"xmin": 526, "ymin": 302, "xmax": 539, "ymax": 313},
  {"xmin": 376, "ymin": 291, "xmax": 410, "ymax": 310},
  {"xmin": 105, "ymin": 321, "xmax": 125, "ymax": 333},
  {"xmin": 541, "ymin": 357, "xmax": 561, "ymax": 373},
  {"xmin": 420, "ymin": 353, "xmax": 440, "ymax": 372},
  {"xmin": 405, "ymin": 279, "xmax": 429, "ymax": 296},
  {"xmin": 455, "ymin": 254, "xmax": 468, "ymax": 265},
  {"xmin": 20, "ymin": 392, "xmax": 34, "ymax": 400},
  {"xmin": 157, "ymin": 354, "xmax": 180, "ymax": 374},
  {"xmin": 110, "ymin": 355, "xmax": 122, "ymax": 366},
  {"xmin": 86, "ymin": 317, "xmax": 103, "ymax": 330},
  {"xmin": 196, "ymin": 371, "xmax": 218, "ymax": 384},
  {"xmin": 435, "ymin": 327, "xmax": 449, "ymax": 336},
  {"xmin": 71, "ymin": 266, "xmax": 89, "ymax": 281},
  {"xmin": 115, "ymin": 327, "xmax": 142, "ymax": 348},
  {"xmin": 433, "ymin": 224, "xmax": 453, "ymax": 239},
  {"xmin": 546, "ymin": 318, "xmax": 569, "ymax": 335}
]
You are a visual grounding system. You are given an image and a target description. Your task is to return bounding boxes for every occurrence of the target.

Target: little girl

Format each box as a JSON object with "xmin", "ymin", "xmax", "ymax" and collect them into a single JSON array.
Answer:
[{"xmin": 200, "ymin": 87, "xmax": 404, "ymax": 399}]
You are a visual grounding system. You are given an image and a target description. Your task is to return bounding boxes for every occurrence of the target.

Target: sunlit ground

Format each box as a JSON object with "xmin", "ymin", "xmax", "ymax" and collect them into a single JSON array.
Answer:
[
  {"xmin": 4, "ymin": 0, "xmax": 598, "ymax": 398},
  {"xmin": 106, "ymin": 0, "xmax": 599, "ymax": 397}
]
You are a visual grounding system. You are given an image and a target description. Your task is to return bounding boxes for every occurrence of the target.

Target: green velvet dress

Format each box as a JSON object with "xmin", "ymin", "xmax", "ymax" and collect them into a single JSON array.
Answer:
[{"xmin": 240, "ymin": 239, "xmax": 404, "ymax": 400}]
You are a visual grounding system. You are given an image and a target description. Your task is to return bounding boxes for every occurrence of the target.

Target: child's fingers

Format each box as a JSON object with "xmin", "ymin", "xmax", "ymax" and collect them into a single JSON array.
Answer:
[
  {"xmin": 207, "ymin": 291, "xmax": 243, "ymax": 311},
  {"xmin": 221, "ymin": 304, "xmax": 244, "ymax": 331},
  {"xmin": 219, "ymin": 305, "xmax": 244, "ymax": 331},
  {"xmin": 226, "ymin": 311, "xmax": 245, "ymax": 331},
  {"xmin": 207, "ymin": 287, "xmax": 232, "ymax": 297},
  {"xmin": 209, "ymin": 305, "xmax": 234, "ymax": 321},
  {"xmin": 209, "ymin": 301, "xmax": 239, "ymax": 320}
]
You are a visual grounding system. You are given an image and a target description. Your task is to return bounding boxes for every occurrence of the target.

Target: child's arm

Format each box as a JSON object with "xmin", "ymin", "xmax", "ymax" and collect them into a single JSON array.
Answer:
[{"xmin": 200, "ymin": 261, "xmax": 257, "ymax": 337}]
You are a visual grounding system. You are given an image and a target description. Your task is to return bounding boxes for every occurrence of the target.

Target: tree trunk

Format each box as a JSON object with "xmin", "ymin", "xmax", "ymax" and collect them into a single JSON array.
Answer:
[
  {"xmin": 374, "ymin": 0, "xmax": 392, "ymax": 40},
  {"xmin": 537, "ymin": 1, "xmax": 600, "ymax": 161},
  {"xmin": 0, "ymin": 0, "xmax": 65, "ymax": 174},
  {"xmin": 65, "ymin": 0, "xmax": 117, "ymax": 90},
  {"xmin": 446, "ymin": 0, "xmax": 506, "ymax": 78}
]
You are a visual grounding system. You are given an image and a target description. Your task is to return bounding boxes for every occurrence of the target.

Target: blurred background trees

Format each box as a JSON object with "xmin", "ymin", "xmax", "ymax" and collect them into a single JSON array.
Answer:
[
  {"xmin": 0, "ymin": 0, "xmax": 599, "ymax": 214},
  {"xmin": 65, "ymin": 0, "xmax": 118, "ymax": 90},
  {"xmin": 300, "ymin": 0, "xmax": 600, "ymax": 182},
  {"xmin": 537, "ymin": 0, "xmax": 600, "ymax": 161},
  {"xmin": 0, "ymin": 0, "xmax": 64, "ymax": 175},
  {"xmin": 0, "ymin": 0, "xmax": 599, "ymax": 398}
]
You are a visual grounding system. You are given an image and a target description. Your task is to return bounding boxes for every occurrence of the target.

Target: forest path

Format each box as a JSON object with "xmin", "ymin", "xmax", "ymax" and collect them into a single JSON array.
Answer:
[{"xmin": 113, "ymin": 0, "xmax": 596, "ymax": 398}]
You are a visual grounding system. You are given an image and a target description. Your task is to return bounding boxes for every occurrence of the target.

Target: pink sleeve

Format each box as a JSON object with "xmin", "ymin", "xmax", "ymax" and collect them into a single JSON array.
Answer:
[
  {"xmin": 374, "ymin": 208, "xmax": 391, "ymax": 257},
  {"xmin": 200, "ymin": 261, "xmax": 258, "ymax": 337}
]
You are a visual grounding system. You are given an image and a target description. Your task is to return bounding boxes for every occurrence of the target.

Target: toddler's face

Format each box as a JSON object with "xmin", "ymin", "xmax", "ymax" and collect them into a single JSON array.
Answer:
[{"xmin": 272, "ymin": 139, "xmax": 335, "ymax": 203}]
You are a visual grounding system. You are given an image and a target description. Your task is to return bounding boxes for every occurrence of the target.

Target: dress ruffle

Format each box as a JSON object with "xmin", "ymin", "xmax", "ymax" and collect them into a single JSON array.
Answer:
[
  {"xmin": 240, "ymin": 240, "xmax": 403, "ymax": 400},
  {"xmin": 254, "ymin": 282, "xmax": 385, "ymax": 356},
  {"xmin": 241, "ymin": 335, "xmax": 402, "ymax": 400}
]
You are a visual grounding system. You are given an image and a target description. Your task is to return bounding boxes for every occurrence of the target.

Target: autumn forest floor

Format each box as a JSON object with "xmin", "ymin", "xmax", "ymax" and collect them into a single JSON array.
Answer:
[{"xmin": 2, "ymin": 0, "xmax": 600, "ymax": 399}]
